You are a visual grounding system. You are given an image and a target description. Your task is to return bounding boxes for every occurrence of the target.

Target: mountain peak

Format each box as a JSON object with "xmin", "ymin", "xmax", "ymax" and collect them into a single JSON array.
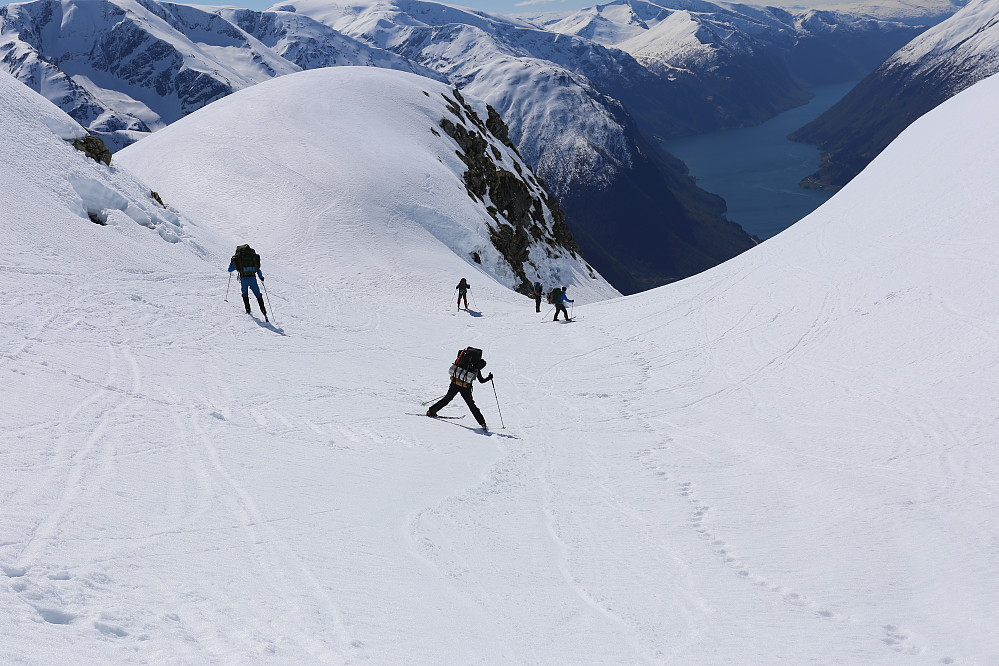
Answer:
[{"xmin": 115, "ymin": 66, "xmax": 618, "ymax": 301}]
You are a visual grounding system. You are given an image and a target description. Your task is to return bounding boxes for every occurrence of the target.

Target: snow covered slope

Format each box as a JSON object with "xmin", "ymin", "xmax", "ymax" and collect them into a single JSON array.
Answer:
[
  {"xmin": 4, "ymin": 50, "xmax": 999, "ymax": 666},
  {"xmin": 880, "ymin": 0, "xmax": 999, "ymax": 85},
  {"xmin": 115, "ymin": 67, "xmax": 613, "ymax": 299}
]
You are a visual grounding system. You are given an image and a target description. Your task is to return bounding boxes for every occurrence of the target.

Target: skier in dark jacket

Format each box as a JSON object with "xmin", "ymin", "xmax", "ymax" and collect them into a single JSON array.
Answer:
[
  {"xmin": 553, "ymin": 286, "xmax": 573, "ymax": 321},
  {"xmin": 228, "ymin": 245, "xmax": 268, "ymax": 321},
  {"xmin": 532, "ymin": 280, "xmax": 543, "ymax": 312},
  {"xmin": 427, "ymin": 350, "xmax": 493, "ymax": 429},
  {"xmin": 456, "ymin": 278, "xmax": 470, "ymax": 310}
]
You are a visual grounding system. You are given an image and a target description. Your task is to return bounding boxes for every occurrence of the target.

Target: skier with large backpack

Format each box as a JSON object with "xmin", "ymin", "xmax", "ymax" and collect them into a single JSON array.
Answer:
[
  {"xmin": 228, "ymin": 244, "xmax": 268, "ymax": 322},
  {"xmin": 549, "ymin": 286, "xmax": 573, "ymax": 321},
  {"xmin": 456, "ymin": 278, "xmax": 470, "ymax": 311},
  {"xmin": 427, "ymin": 346, "xmax": 493, "ymax": 430},
  {"xmin": 532, "ymin": 280, "xmax": 544, "ymax": 312}
]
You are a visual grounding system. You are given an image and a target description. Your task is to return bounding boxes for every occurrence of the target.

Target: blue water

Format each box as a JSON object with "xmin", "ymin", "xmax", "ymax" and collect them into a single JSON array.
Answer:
[{"xmin": 665, "ymin": 81, "xmax": 857, "ymax": 240}]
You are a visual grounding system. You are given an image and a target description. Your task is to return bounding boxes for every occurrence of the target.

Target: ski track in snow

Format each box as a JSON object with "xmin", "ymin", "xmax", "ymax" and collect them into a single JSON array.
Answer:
[{"xmin": 2, "ymin": 217, "xmax": 980, "ymax": 664}]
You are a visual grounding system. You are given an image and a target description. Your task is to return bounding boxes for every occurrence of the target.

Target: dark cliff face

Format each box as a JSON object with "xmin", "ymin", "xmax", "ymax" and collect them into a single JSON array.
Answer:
[{"xmin": 438, "ymin": 90, "xmax": 591, "ymax": 296}]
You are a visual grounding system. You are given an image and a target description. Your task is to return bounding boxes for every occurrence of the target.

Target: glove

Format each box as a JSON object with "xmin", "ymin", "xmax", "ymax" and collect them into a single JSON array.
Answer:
[
  {"xmin": 486, "ymin": 373, "xmax": 494, "ymax": 382},
  {"xmin": 260, "ymin": 275, "xmax": 265, "ymax": 281}
]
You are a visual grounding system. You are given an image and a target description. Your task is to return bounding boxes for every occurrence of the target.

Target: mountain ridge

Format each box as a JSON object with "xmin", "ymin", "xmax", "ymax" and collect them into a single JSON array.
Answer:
[{"xmin": 789, "ymin": 0, "xmax": 999, "ymax": 190}]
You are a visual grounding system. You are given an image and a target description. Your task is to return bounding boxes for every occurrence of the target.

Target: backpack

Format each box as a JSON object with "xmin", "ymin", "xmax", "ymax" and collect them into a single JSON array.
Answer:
[
  {"xmin": 533, "ymin": 281, "xmax": 542, "ymax": 296},
  {"xmin": 547, "ymin": 287, "xmax": 560, "ymax": 304},
  {"xmin": 232, "ymin": 244, "xmax": 261, "ymax": 278},
  {"xmin": 454, "ymin": 346, "xmax": 482, "ymax": 370},
  {"xmin": 449, "ymin": 346, "xmax": 482, "ymax": 385}
]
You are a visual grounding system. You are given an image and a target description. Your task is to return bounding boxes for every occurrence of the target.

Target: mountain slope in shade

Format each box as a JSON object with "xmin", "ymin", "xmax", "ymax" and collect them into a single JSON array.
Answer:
[
  {"xmin": 789, "ymin": 0, "xmax": 999, "ymax": 189},
  {"xmin": 3, "ymin": 49, "xmax": 999, "ymax": 664}
]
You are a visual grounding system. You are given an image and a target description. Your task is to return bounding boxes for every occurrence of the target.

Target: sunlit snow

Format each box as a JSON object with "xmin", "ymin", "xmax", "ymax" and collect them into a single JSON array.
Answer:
[{"xmin": 2, "ymin": 63, "xmax": 998, "ymax": 664}]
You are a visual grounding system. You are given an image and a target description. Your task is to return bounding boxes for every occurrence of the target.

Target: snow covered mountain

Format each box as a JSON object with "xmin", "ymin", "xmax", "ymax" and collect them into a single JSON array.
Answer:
[
  {"xmin": 1, "ymin": 0, "xmax": 758, "ymax": 294},
  {"xmin": 5, "ymin": 36, "xmax": 999, "ymax": 663},
  {"xmin": 790, "ymin": 0, "xmax": 999, "ymax": 189},
  {"xmin": 0, "ymin": 0, "xmax": 430, "ymax": 150},
  {"xmin": 518, "ymin": 0, "xmax": 924, "ymax": 127},
  {"xmin": 114, "ymin": 67, "xmax": 613, "ymax": 298},
  {"xmin": 762, "ymin": 0, "xmax": 968, "ymax": 25},
  {"xmin": 0, "ymin": 0, "xmax": 936, "ymax": 294},
  {"xmin": 274, "ymin": 0, "xmax": 762, "ymax": 293}
]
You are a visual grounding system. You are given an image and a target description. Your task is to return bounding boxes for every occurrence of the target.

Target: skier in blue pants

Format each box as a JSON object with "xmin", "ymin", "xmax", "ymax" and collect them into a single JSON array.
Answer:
[
  {"xmin": 228, "ymin": 244, "xmax": 268, "ymax": 321},
  {"xmin": 553, "ymin": 286, "xmax": 573, "ymax": 321}
]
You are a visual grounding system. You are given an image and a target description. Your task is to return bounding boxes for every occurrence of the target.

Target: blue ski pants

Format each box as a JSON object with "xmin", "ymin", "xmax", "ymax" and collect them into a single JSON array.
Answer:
[{"xmin": 240, "ymin": 276, "xmax": 262, "ymax": 300}]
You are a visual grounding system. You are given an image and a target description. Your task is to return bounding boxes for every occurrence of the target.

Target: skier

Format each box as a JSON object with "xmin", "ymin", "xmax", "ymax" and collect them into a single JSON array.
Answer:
[
  {"xmin": 456, "ymin": 278, "xmax": 470, "ymax": 310},
  {"xmin": 427, "ymin": 347, "xmax": 493, "ymax": 430},
  {"xmin": 532, "ymin": 280, "xmax": 544, "ymax": 312},
  {"xmin": 553, "ymin": 286, "xmax": 573, "ymax": 321},
  {"xmin": 228, "ymin": 244, "xmax": 268, "ymax": 322}
]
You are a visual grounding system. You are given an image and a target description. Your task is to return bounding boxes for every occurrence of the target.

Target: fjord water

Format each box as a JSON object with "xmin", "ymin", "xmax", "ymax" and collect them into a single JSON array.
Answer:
[{"xmin": 666, "ymin": 81, "xmax": 857, "ymax": 240}]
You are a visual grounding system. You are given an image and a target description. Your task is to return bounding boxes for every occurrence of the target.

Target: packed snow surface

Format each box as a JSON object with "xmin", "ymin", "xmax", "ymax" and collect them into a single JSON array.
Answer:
[{"xmin": 3, "ymin": 60, "xmax": 999, "ymax": 665}]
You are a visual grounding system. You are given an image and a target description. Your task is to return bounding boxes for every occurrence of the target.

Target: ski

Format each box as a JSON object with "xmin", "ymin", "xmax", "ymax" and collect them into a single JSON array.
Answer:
[{"xmin": 406, "ymin": 413, "xmax": 465, "ymax": 419}]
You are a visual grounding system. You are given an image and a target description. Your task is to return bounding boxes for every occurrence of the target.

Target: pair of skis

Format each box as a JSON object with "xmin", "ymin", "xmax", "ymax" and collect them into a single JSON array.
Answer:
[
  {"xmin": 405, "ymin": 413, "xmax": 464, "ymax": 420},
  {"xmin": 405, "ymin": 413, "xmax": 492, "ymax": 433}
]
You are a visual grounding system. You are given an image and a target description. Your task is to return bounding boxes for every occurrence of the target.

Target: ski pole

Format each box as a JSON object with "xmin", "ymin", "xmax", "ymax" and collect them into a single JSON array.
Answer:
[
  {"xmin": 262, "ymin": 280, "xmax": 276, "ymax": 325},
  {"xmin": 490, "ymin": 378, "xmax": 505, "ymax": 429},
  {"xmin": 224, "ymin": 273, "xmax": 232, "ymax": 302},
  {"xmin": 541, "ymin": 306, "xmax": 554, "ymax": 321},
  {"xmin": 421, "ymin": 394, "xmax": 447, "ymax": 406},
  {"xmin": 570, "ymin": 302, "xmax": 574, "ymax": 319}
]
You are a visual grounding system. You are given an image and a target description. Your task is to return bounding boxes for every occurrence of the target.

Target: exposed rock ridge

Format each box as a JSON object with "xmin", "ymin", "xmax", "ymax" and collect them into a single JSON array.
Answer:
[{"xmin": 438, "ymin": 89, "xmax": 591, "ymax": 295}]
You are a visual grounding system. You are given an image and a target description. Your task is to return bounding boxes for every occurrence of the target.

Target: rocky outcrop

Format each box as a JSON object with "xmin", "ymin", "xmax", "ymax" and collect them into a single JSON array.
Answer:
[
  {"xmin": 71, "ymin": 135, "xmax": 112, "ymax": 166},
  {"xmin": 439, "ymin": 90, "xmax": 590, "ymax": 295}
]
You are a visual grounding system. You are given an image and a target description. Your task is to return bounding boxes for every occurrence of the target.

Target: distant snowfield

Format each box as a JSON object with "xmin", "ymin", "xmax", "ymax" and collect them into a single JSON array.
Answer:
[
  {"xmin": 743, "ymin": 0, "xmax": 965, "ymax": 22},
  {"xmin": 2, "ymin": 62, "xmax": 998, "ymax": 665}
]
